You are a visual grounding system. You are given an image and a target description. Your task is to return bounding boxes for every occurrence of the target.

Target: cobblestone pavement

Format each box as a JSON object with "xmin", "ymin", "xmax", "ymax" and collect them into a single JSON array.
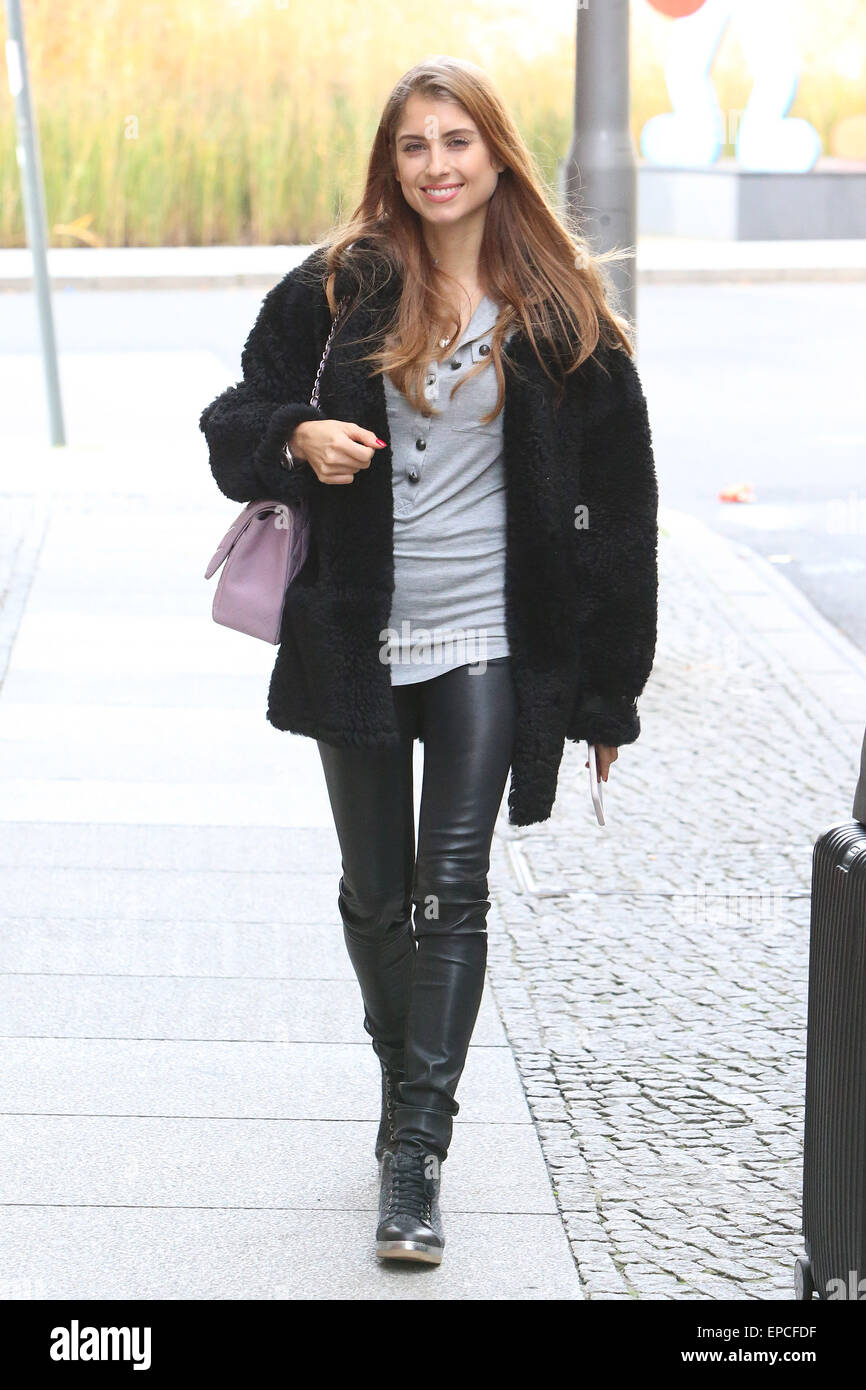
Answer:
[{"xmin": 487, "ymin": 508, "xmax": 866, "ymax": 1300}]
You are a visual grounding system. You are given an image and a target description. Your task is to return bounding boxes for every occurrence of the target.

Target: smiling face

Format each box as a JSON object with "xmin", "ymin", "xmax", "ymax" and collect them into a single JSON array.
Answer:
[{"xmin": 393, "ymin": 93, "xmax": 504, "ymax": 234}]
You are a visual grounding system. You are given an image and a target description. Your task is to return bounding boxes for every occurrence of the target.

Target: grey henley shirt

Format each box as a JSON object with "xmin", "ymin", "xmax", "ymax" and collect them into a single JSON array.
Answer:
[{"xmin": 383, "ymin": 293, "xmax": 516, "ymax": 685}]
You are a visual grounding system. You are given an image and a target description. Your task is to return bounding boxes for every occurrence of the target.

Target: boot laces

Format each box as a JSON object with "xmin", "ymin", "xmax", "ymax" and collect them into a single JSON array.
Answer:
[
  {"xmin": 387, "ymin": 1153, "xmax": 433, "ymax": 1222},
  {"xmin": 382, "ymin": 1065, "xmax": 403, "ymax": 1139}
]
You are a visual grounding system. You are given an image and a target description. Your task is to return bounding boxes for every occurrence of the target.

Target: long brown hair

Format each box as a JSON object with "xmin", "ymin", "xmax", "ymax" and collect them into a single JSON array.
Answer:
[{"xmin": 311, "ymin": 54, "xmax": 634, "ymax": 420}]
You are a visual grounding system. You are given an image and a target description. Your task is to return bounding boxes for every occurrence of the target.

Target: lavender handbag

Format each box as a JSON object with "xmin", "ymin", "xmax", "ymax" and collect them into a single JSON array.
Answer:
[{"xmin": 204, "ymin": 295, "xmax": 348, "ymax": 644}]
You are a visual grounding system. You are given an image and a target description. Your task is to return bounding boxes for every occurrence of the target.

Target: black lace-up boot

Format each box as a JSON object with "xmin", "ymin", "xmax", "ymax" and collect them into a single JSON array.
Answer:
[
  {"xmin": 374, "ymin": 1056, "xmax": 406, "ymax": 1161},
  {"xmin": 375, "ymin": 1141, "xmax": 444, "ymax": 1264}
]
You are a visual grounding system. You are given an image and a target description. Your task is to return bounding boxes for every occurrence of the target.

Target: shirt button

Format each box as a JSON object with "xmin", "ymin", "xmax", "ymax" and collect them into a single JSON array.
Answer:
[
  {"xmin": 450, "ymin": 358, "xmax": 462, "ymax": 370},
  {"xmin": 478, "ymin": 343, "xmax": 491, "ymax": 356},
  {"xmin": 415, "ymin": 438, "xmax": 427, "ymax": 451},
  {"xmin": 408, "ymin": 469, "xmax": 420, "ymax": 484}
]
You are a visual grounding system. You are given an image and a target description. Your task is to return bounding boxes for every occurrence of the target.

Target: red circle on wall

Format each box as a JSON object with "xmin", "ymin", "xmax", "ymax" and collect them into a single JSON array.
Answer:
[{"xmin": 645, "ymin": 0, "xmax": 708, "ymax": 16}]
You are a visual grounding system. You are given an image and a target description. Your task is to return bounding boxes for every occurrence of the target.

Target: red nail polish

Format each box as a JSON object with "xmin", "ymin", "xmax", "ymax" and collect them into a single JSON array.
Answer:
[{"xmin": 375, "ymin": 438, "xmax": 386, "ymax": 447}]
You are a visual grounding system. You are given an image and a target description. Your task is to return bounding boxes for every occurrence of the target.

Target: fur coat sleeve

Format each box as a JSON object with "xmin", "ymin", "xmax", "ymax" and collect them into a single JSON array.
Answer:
[
  {"xmin": 566, "ymin": 344, "xmax": 659, "ymax": 749},
  {"xmin": 198, "ymin": 264, "xmax": 328, "ymax": 506}
]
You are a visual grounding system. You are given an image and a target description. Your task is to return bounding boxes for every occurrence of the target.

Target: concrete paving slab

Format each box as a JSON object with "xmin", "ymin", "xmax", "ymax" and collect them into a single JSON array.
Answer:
[
  {"xmin": 0, "ymin": 778, "xmax": 338, "ymax": 827},
  {"xmin": 1, "ymin": 671, "xmax": 267, "ymax": 709},
  {"xmin": 0, "ymin": 973, "xmax": 508, "ymax": 1047},
  {"xmin": 0, "ymin": 1115, "xmax": 551, "ymax": 1213},
  {"xmin": 0, "ymin": 867, "xmax": 355, "ymax": 921},
  {"xmin": 0, "ymin": 868, "xmax": 442, "ymax": 923},
  {"xmin": 0, "ymin": 704, "xmax": 345, "ymax": 784},
  {"xmin": 0, "ymin": 1038, "xmax": 528, "ymax": 1124},
  {"xmin": 0, "ymin": 824, "xmax": 342, "ymax": 872},
  {"xmin": 9, "ymin": 612, "xmax": 270, "ymax": 676},
  {"xmin": 0, "ymin": 918, "xmax": 369, "ymax": 979},
  {"xmin": 0, "ymin": 1207, "xmax": 581, "ymax": 1300}
]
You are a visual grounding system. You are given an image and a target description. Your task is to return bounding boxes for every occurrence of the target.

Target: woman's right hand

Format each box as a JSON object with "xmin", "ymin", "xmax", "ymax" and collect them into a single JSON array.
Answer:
[{"xmin": 288, "ymin": 420, "xmax": 387, "ymax": 485}]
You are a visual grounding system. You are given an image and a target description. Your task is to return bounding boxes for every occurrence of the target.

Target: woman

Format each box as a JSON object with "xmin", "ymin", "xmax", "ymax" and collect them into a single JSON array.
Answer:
[{"xmin": 199, "ymin": 56, "xmax": 659, "ymax": 1268}]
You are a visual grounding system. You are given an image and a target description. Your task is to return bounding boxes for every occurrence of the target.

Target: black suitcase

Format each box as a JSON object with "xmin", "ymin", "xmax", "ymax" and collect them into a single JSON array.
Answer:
[{"xmin": 796, "ymin": 820, "xmax": 866, "ymax": 1300}]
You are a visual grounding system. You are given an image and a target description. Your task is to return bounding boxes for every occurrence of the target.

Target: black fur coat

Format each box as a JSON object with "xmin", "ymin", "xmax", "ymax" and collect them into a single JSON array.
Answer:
[{"xmin": 199, "ymin": 242, "xmax": 659, "ymax": 826}]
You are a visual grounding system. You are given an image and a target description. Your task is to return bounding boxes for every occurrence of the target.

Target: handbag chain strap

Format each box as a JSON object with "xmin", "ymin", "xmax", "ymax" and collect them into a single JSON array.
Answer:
[
  {"xmin": 281, "ymin": 295, "xmax": 350, "ymax": 471},
  {"xmin": 309, "ymin": 296, "xmax": 350, "ymax": 409}
]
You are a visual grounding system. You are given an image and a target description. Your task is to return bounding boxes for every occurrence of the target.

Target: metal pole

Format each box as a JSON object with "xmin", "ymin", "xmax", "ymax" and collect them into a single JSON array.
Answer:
[
  {"xmin": 4, "ymin": 0, "xmax": 66, "ymax": 444},
  {"xmin": 561, "ymin": 0, "xmax": 638, "ymax": 337}
]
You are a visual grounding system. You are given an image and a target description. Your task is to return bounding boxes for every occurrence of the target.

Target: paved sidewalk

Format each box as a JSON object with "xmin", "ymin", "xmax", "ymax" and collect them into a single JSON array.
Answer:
[
  {"xmin": 2, "ymin": 363, "xmax": 864, "ymax": 1299},
  {"xmin": 487, "ymin": 506, "xmax": 866, "ymax": 1299},
  {"xmin": 3, "ymin": 237, "xmax": 866, "ymax": 290},
  {"xmin": 0, "ymin": 437, "xmax": 579, "ymax": 1300}
]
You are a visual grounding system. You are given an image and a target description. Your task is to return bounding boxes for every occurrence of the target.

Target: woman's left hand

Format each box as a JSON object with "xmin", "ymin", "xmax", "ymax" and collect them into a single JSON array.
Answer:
[{"xmin": 585, "ymin": 743, "xmax": 618, "ymax": 781}]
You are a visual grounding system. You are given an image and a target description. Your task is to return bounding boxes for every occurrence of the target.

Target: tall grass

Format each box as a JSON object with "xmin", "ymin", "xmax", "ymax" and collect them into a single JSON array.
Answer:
[{"xmin": 1, "ymin": 0, "xmax": 863, "ymax": 248}]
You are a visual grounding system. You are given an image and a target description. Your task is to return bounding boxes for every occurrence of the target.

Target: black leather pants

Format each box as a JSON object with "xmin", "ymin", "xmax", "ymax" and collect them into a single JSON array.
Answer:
[{"xmin": 316, "ymin": 656, "xmax": 517, "ymax": 1161}]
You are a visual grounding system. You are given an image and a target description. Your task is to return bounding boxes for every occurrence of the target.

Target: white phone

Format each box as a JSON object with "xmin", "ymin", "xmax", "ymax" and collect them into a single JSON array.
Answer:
[{"xmin": 588, "ymin": 742, "xmax": 606, "ymax": 826}]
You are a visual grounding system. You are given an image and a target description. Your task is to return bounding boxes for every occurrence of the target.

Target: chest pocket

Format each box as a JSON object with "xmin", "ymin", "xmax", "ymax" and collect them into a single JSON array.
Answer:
[{"xmin": 448, "ymin": 337, "xmax": 503, "ymax": 434}]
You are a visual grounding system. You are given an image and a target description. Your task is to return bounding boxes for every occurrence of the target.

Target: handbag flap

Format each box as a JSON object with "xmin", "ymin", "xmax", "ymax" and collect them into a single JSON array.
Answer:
[{"xmin": 204, "ymin": 500, "xmax": 283, "ymax": 579}]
